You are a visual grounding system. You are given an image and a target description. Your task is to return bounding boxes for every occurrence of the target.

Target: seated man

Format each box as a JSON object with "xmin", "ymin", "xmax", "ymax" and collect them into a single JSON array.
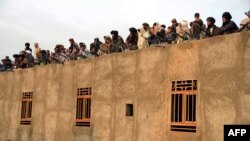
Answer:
[
  {"xmin": 110, "ymin": 30, "xmax": 125, "ymax": 53},
  {"xmin": 176, "ymin": 20, "xmax": 190, "ymax": 43},
  {"xmin": 99, "ymin": 36, "xmax": 112, "ymax": 56},
  {"xmin": 217, "ymin": 12, "xmax": 239, "ymax": 35},
  {"xmin": 50, "ymin": 44, "xmax": 66, "ymax": 63},
  {"xmin": 157, "ymin": 25, "xmax": 167, "ymax": 42},
  {"xmin": 22, "ymin": 50, "xmax": 35, "ymax": 68},
  {"xmin": 13, "ymin": 54, "xmax": 22, "ymax": 69},
  {"xmin": 165, "ymin": 26, "xmax": 177, "ymax": 44},
  {"xmin": 68, "ymin": 47, "xmax": 79, "ymax": 61},
  {"xmin": 148, "ymin": 22, "xmax": 161, "ymax": 45},
  {"xmin": 19, "ymin": 52, "xmax": 28, "ymax": 68},
  {"xmin": 1, "ymin": 56, "xmax": 13, "ymax": 70},
  {"xmin": 205, "ymin": 17, "xmax": 219, "ymax": 37},
  {"xmin": 239, "ymin": 10, "xmax": 250, "ymax": 32},
  {"xmin": 126, "ymin": 27, "xmax": 138, "ymax": 50},
  {"xmin": 78, "ymin": 42, "xmax": 92, "ymax": 59},
  {"xmin": 37, "ymin": 50, "xmax": 48, "ymax": 65},
  {"xmin": 90, "ymin": 38, "xmax": 102, "ymax": 56}
]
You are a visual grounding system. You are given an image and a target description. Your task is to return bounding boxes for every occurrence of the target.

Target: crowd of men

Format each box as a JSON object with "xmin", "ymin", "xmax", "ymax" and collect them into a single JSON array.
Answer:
[{"xmin": 1, "ymin": 11, "xmax": 250, "ymax": 72}]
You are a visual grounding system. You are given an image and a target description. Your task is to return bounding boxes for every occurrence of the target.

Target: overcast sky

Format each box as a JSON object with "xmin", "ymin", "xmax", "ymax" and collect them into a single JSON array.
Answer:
[{"xmin": 0, "ymin": 0, "xmax": 249, "ymax": 59}]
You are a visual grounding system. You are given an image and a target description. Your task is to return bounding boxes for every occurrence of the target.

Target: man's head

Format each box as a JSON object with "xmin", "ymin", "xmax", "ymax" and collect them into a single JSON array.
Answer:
[
  {"xmin": 79, "ymin": 42, "xmax": 86, "ymax": 48},
  {"xmin": 24, "ymin": 42, "xmax": 32, "ymax": 52},
  {"xmin": 171, "ymin": 18, "xmax": 177, "ymax": 24},
  {"xmin": 72, "ymin": 47, "xmax": 79, "ymax": 54},
  {"xmin": 222, "ymin": 12, "xmax": 232, "ymax": 23},
  {"xmin": 104, "ymin": 36, "xmax": 112, "ymax": 44},
  {"xmin": 206, "ymin": 17, "xmax": 216, "ymax": 27},
  {"xmin": 160, "ymin": 24, "xmax": 166, "ymax": 29},
  {"xmin": 166, "ymin": 26, "xmax": 173, "ymax": 33},
  {"xmin": 60, "ymin": 46, "xmax": 65, "ymax": 53},
  {"xmin": 94, "ymin": 37, "xmax": 99, "ymax": 43},
  {"xmin": 79, "ymin": 45, "xmax": 86, "ymax": 51},
  {"xmin": 245, "ymin": 10, "xmax": 250, "ymax": 18},
  {"xmin": 194, "ymin": 13, "xmax": 200, "ymax": 20},
  {"xmin": 34, "ymin": 43, "xmax": 39, "ymax": 48},
  {"xmin": 142, "ymin": 22, "xmax": 149, "ymax": 30},
  {"xmin": 110, "ymin": 30, "xmax": 118, "ymax": 39},
  {"xmin": 25, "ymin": 42, "xmax": 30, "ymax": 47},
  {"xmin": 129, "ymin": 27, "xmax": 137, "ymax": 34},
  {"xmin": 54, "ymin": 44, "xmax": 61, "ymax": 53},
  {"xmin": 69, "ymin": 38, "xmax": 74, "ymax": 44}
]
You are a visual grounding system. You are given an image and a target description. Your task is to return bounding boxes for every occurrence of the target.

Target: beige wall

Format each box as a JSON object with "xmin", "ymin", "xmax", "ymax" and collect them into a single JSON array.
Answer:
[{"xmin": 0, "ymin": 31, "xmax": 250, "ymax": 141}]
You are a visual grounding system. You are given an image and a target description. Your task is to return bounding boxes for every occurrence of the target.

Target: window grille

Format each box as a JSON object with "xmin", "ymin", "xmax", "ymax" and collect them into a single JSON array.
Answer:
[
  {"xmin": 76, "ymin": 87, "xmax": 91, "ymax": 127},
  {"xmin": 20, "ymin": 92, "xmax": 33, "ymax": 125},
  {"xmin": 171, "ymin": 80, "xmax": 197, "ymax": 133}
]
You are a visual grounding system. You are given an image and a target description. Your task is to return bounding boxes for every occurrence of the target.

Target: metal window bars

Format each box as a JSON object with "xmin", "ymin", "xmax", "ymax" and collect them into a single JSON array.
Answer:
[
  {"xmin": 76, "ymin": 87, "xmax": 91, "ymax": 127},
  {"xmin": 171, "ymin": 80, "xmax": 197, "ymax": 133},
  {"xmin": 20, "ymin": 92, "xmax": 33, "ymax": 125}
]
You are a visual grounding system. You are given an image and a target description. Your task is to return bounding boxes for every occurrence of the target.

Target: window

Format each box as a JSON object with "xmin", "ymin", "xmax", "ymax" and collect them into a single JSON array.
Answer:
[
  {"xmin": 171, "ymin": 80, "xmax": 197, "ymax": 133},
  {"xmin": 126, "ymin": 104, "xmax": 133, "ymax": 116},
  {"xmin": 20, "ymin": 92, "xmax": 33, "ymax": 125},
  {"xmin": 76, "ymin": 87, "xmax": 91, "ymax": 127}
]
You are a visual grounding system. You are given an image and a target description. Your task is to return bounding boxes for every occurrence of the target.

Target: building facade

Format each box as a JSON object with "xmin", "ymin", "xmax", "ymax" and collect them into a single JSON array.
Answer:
[{"xmin": 0, "ymin": 31, "xmax": 250, "ymax": 141}]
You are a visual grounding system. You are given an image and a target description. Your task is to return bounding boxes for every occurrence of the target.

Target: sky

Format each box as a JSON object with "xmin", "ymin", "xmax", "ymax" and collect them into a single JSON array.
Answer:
[{"xmin": 0, "ymin": 0, "xmax": 249, "ymax": 59}]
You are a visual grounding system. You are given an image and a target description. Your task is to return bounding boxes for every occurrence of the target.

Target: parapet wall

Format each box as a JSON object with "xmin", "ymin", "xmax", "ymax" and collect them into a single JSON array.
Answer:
[{"xmin": 0, "ymin": 31, "xmax": 250, "ymax": 141}]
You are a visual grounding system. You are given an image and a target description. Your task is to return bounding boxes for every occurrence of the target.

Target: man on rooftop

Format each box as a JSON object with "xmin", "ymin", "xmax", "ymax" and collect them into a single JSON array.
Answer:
[
  {"xmin": 110, "ymin": 30, "xmax": 125, "ymax": 53},
  {"xmin": 205, "ymin": 17, "xmax": 219, "ymax": 37},
  {"xmin": 239, "ymin": 10, "xmax": 250, "ymax": 32},
  {"xmin": 190, "ymin": 13, "xmax": 204, "ymax": 39},
  {"xmin": 68, "ymin": 38, "xmax": 79, "ymax": 50},
  {"xmin": 217, "ymin": 12, "xmax": 238, "ymax": 35}
]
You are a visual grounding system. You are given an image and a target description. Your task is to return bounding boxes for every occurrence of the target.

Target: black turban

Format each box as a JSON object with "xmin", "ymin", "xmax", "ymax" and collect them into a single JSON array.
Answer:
[
  {"xmin": 110, "ymin": 30, "xmax": 118, "ymax": 35},
  {"xmin": 206, "ymin": 17, "xmax": 216, "ymax": 23},
  {"xmin": 222, "ymin": 12, "xmax": 232, "ymax": 20}
]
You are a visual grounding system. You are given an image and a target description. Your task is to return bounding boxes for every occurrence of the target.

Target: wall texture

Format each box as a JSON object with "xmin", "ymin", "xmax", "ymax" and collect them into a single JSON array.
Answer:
[{"xmin": 0, "ymin": 31, "xmax": 250, "ymax": 141}]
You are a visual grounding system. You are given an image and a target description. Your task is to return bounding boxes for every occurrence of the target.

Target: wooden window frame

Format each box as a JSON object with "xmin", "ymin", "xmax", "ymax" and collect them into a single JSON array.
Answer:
[
  {"xmin": 20, "ymin": 92, "xmax": 33, "ymax": 125},
  {"xmin": 171, "ymin": 80, "xmax": 197, "ymax": 133},
  {"xmin": 76, "ymin": 87, "xmax": 91, "ymax": 127}
]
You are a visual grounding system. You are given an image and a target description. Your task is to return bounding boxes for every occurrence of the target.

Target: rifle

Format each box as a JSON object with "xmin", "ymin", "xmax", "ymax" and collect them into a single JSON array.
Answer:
[
  {"xmin": 190, "ymin": 23, "xmax": 213, "ymax": 38},
  {"xmin": 176, "ymin": 33, "xmax": 188, "ymax": 40},
  {"xmin": 238, "ymin": 21, "xmax": 250, "ymax": 32},
  {"xmin": 140, "ymin": 35, "xmax": 148, "ymax": 40},
  {"xmin": 180, "ymin": 29, "xmax": 194, "ymax": 39},
  {"xmin": 200, "ymin": 28, "xmax": 212, "ymax": 37},
  {"xmin": 191, "ymin": 25, "xmax": 213, "ymax": 37}
]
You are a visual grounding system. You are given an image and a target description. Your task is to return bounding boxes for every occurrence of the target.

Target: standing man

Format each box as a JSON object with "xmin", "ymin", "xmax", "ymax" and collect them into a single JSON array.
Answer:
[
  {"xmin": 34, "ymin": 42, "xmax": 41, "ymax": 59},
  {"xmin": 171, "ymin": 18, "xmax": 179, "ymax": 33},
  {"xmin": 24, "ymin": 42, "xmax": 32, "ymax": 52},
  {"xmin": 190, "ymin": 13, "xmax": 204, "ymax": 39},
  {"xmin": 68, "ymin": 38, "xmax": 79, "ymax": 50}
]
